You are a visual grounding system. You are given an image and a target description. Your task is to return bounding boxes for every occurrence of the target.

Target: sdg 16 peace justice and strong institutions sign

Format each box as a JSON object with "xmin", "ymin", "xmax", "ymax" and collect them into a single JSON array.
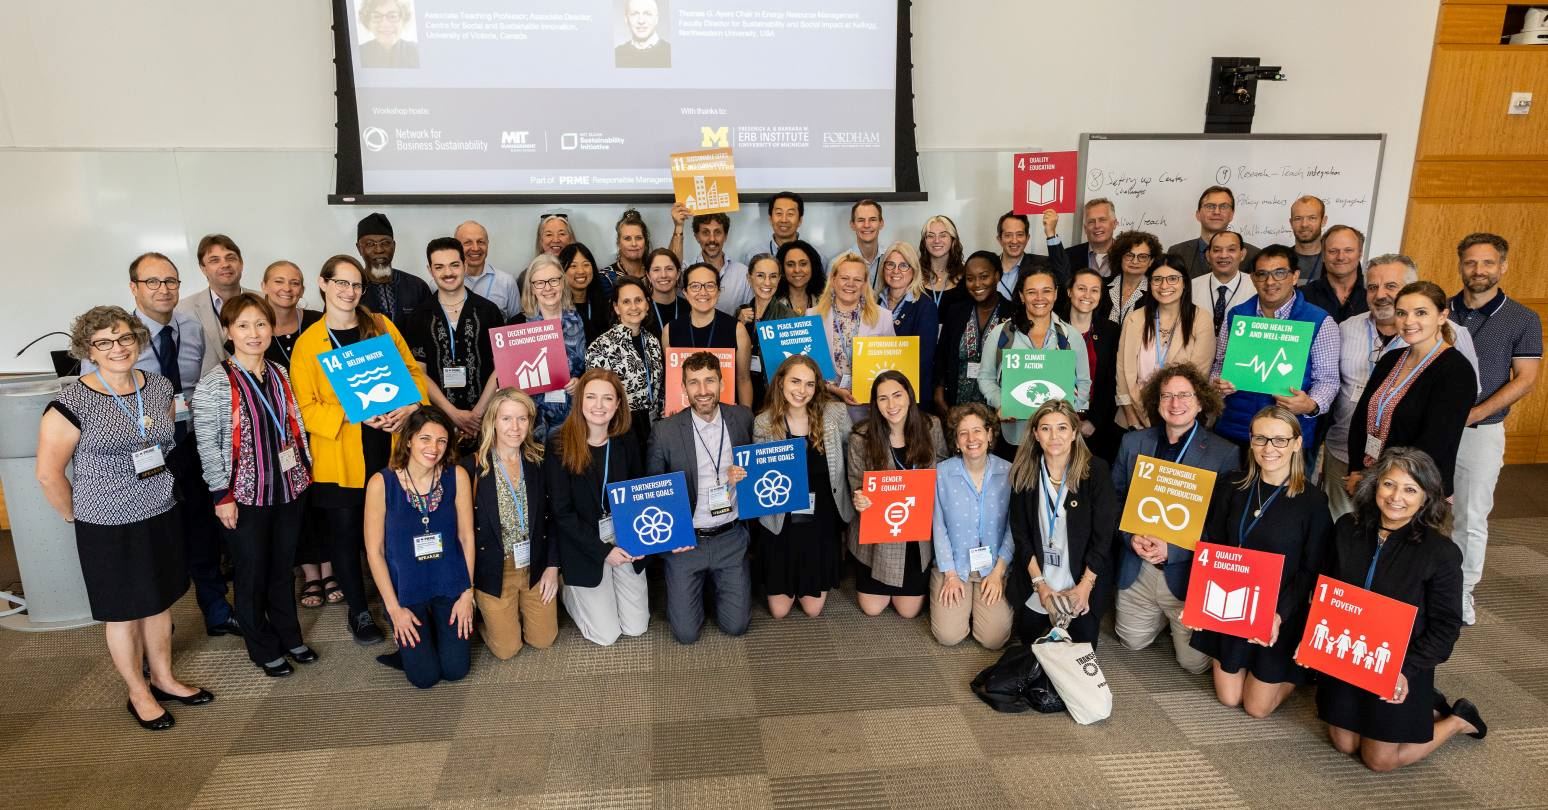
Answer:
[
  {"xmin": 732, "ymin": 439, "xmax": 810, "ymax": 520},
  {"xmin": 756, "ymin": 317, "xmax": 835, "ymax": 382},
  {"xmin": 1117, "ymin": 455, "xmax": 1218, "ymax": 551},
  {"xmin": 489, "ymin": 321, "xmax": 570, "ymax": 399},
  {"xmin": 997, "ymin": 349, "xmax": 1077, "ymax": 420},
  {"xmin": 1220, "ymin": 315, "xmax": 1315, "ymax": 396},
  {"xmin": 317, "ymin": 334, "xmax": 422, "ymax": 423}
]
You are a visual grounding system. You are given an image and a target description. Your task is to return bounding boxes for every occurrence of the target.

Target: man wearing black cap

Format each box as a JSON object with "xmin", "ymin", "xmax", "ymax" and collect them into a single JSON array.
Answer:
[{"xmin": 357, "ymin": 212, "xmax": 432, "ymax": 323}]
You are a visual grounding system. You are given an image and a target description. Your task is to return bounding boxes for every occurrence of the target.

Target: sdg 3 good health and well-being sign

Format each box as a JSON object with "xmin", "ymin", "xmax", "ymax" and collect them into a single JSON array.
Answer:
[{"xmin": 1220, "ymin": 315, "xmax": 1314, "ymax": 396}]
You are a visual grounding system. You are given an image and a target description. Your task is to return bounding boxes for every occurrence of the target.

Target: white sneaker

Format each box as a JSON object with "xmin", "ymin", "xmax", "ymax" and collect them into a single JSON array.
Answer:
[{"xmin": 1462, "ymin": 591, "xmax": 1476, "ymax": 626}]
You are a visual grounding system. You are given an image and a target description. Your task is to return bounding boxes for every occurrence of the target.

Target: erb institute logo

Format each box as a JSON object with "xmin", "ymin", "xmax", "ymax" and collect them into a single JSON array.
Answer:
[
  {"xmin": 361, "ymin": 127, "xmax": 389, "ymax": 152},
  {"xmin": 632, "ymin": 506, "xmax": 675, "ymax": 546}
]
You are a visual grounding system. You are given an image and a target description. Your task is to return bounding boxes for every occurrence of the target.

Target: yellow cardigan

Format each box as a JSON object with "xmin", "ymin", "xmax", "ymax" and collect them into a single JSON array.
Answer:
[
  {"xmin": 1114, "ymin": 306, "xmax": 1216, "ymax": 429},
  {"xmin": 290, "ymin": 315, "xmax": 429, "ymax": 489}
]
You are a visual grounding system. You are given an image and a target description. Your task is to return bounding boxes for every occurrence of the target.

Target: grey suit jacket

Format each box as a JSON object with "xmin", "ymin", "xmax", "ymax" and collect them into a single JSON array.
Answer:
[
  {"xmin": 1166, "ymin": 238, "xmax": 1260, "ymax": 281},
  {"xmin": 176, "ymin": 286, "xmax": 257, "ymax": 377},
  {"xmin": 646, "ymin": 403, "xmax": 755, "ymax": 512}
]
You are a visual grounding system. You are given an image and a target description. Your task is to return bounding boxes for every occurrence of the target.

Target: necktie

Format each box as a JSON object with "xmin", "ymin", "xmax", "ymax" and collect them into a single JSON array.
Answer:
[
  {"xmin": 1214, "ymin": 285, "xmax": 1229, "ymax": 330},
  {"xmin": 156, "ymin": 325, "xmax": 187, "ymax": 442}
]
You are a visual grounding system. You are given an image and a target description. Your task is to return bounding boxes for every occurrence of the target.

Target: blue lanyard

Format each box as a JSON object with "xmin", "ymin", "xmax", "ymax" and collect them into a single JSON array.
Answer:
[
  {"xmin": 495, "ymin": 457, "xmax": 528, "ymax": 536},
  {"xmin": 1039, "ymin": 459, "xmax": 1068, "ymax": 544},
  {"xmin": 691, "ymin": 315, "xmax": 718, "ymax": 348},
  {"xmin": 960, "ymin": 461, "xmax": 992, "ymax": 570},
  {"xmin": 1153, "ymin": 314, "xmax": 1168, "ymax": 368},
  {"xmin": 692, "ymin": 412, "xmax": 726, "ymax": 484},
  {"xmin": 405, "ymin": 470, "xmax": 437, "ymax": 529},
  {"xmin": 598, "ymin": 438, "xmax": 612, "ymax": 507},
  {"xmin": 440, "ymin": 294, "xmax": 466, "ymax": 363},
  {"xmin": 1364, "ymin": 538, "xmax": 1387, "ymax": 589},
  {"xmin": 1374, "ymin": 341, "xmax": 1443, "ymax": 428},
  {"xmin": 1237, "ymin": 480, "xmax": 1285, "ymax": 544},
  {"xmin": 96, "ymin": 370, "xmax": 148, "ymax": 440},
  {"xmin": 233, "ymin": 362, "xmax": 288, "ymax": 441},
  {"xmin": 326, "ymin": 327, "xmax": 345, "ymax": 350},
  {"xmin": 652, "ymin": 300, "xmax": 672, "ymax": 334},
  {"xmin": 1169, "ymin": 422, "xmax": 1200, "ymax": 464}
]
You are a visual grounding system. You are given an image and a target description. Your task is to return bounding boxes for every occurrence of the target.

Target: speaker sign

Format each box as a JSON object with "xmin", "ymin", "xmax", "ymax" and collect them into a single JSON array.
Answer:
[{"xmin": 1118, "ymin": 455, "xmax": 1217, "ymax": 550}]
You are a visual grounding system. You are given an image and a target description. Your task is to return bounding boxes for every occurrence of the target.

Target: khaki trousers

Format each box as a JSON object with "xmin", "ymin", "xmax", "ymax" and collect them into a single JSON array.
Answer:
[
  {"xmin": 928, "ymin": 569, "xmax": 1013, "ymax": 650},
  {"xmin": 474, "ymin": 556, "xmax": 559, "ymax": 660}
]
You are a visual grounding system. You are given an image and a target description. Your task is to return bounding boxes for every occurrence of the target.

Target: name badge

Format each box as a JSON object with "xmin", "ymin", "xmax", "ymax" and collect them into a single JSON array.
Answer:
[
  {"xmin": 173, "ymin": 393, "xmax": 192, "ymax": 423},
  {"xmin": 966, "ymin": 361, "xmax": 982, "ymax": 378},
  {"xmin": 968, "ymin": 545, "xmax": 993, "ymax": 572},
  {"xmin": 131, "ymin": 444, "xmax": 167, "ymax": 479},
  {"xmin": 749, "ymin": 355, "xmax": 763, "ymax": 373},
  {"xmin": 599, "ymin": 515, "xmax": 615, "ymax": 544},
  {"xmin": 443, "ymin": 366, "xmax": 468, "ymax": 388},
  {"xmin": 413, "ymin": 532, "xmax": 443, "ymax": 561},
  {"xmin": 543, "ymin": 389, "xmax": 567, "ymax": 404},
  {"xmin": 278, "ymin": 446, "xmax": 299, "ymax": 473},
  {"xmin": 839, "ymin": 373, "xmax": 852, "ymax": 390},
  {"xmin": 1364, "ymin": 435, "xmax": 1383, "ymax": 463},
  {"xmin": 512, "ymin": 539, "xmax": 531, "ymax": 568},
  {"xmin": 1043, "ymin": 549, "xmax": 1063, "ymax": 569},
  {"xmin": 706, "ymin": 483, "xmax": 733, "ymax": 517}
]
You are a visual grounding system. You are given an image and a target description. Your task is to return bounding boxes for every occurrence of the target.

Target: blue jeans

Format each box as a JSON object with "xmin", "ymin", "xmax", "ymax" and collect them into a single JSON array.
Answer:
[{"xmin": 398, "ymin": 597, "xmax": 471, "ymax": 689}]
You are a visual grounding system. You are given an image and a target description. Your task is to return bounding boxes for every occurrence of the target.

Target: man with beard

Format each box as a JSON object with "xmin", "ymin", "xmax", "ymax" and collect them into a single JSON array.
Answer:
[
  {"xmin": 178, "ymin": 234, "xmax": 256, "ymax": 376},
  {"xmin": 1300, "ymin": 225, "xmax": 1368, "ymax": 323},
  {"xmin": 1324, "ymin": 255, "xmax": 1479, "ymax": 518},
  {"xmin": 1190, "ymin": 230, "xmax": 1255, "ymax": 331},
  {"xmin": 1449, "ymin": 233, "xmax": 1541, "ymax": 625},
  {"xmin": 356, "ymin": 212, "xmax": 432, "ymax": 323},
  {"xmin": 1289, "ymin": 195, "xmax": 1328, "ymax": 282},
  {"xmin": 455, "ymin": 220, "xmax": 520, "ymax": 319},
  {"xmin": 690, "ymin": 212, "xmax": 750, "ymax": 316},
  {"xmin": 1168, "ymin": 186, "xmax": 1259, "ymax": 280}
]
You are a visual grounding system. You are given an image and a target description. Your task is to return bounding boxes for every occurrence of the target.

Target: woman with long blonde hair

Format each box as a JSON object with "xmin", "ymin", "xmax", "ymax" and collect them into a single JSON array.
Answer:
[
  {"xmin": 470, "ymin": 388, "xmax": 559, "ymax": 659},
  {"xmin": 813, "ymin": 251, "xmax": 894, "ymax": 420}
]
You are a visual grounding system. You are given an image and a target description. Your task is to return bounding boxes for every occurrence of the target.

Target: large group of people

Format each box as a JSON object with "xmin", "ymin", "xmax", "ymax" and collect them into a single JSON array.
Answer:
[{"xmin": 36, "ymin": 189, "xmax": 1531, "ymax": 773}]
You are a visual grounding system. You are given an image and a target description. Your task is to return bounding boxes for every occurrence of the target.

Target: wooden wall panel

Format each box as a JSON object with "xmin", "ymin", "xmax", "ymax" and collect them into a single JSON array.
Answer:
[
  {"xmin": 1410, "ymin": 160, "xmax": 1548, "ymax": 198},
  {"xmin": 1436, "ymin": 4, "xmax": 1505, "ymax": 44},
  {"xmin": 1416, "ymin": 46, "xmax": 1548, "ymax": 159},
  {"xmin": 1401, "ymin": 200, "xmax": 1548, "ymax": 294}
]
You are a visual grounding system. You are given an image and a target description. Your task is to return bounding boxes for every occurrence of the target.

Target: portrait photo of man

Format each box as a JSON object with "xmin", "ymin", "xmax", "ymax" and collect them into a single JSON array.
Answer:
[{"xmin": 615, "ymin": 0, "xmax": 672, "ymax": 69}]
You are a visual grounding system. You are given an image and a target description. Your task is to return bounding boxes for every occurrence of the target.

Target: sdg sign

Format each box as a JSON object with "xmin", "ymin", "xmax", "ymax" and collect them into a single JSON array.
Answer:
[
  {"xmin": 756, "ymin": 317, "xmax": 836, "ymax": 381},
  {"xmin": 317, "ymin": 334, "xmax": 421, "ymax": 423},
  {"xmin": 490, "ymin": 321, "xmax": 570, "ymax": 395},
  {"xmin": 1220, "ymin": 315, "xmax": 1314, "ymax": 396},
  {"xmin": 606, "ymin": 471, "xmax": 696, "ymax": 557},
  {"xmin": 733, "ymin": 439, "xmax": 810, "ymax": 520},
  {"xmin": 998, "ymin": 349, "xmax": 1077, "ymax": 419}
]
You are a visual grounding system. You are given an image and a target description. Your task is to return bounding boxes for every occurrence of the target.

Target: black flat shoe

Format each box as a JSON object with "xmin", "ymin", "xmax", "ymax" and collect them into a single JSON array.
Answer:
[
  {"xmin": 149, "ymin": 685, "xmax": 215, "ymax": 706},
  {"xmin": 1433, "ymin": 690, "xmax": 1451, "ymax": 718},
  {"xmin": 1452, "ymin": 698, "xmax": 1487, "ymax": 739},
  {"xmin": 206, "ymin": 617, "xmax": 243, "ymax": 638},
  {"xmin": 128, "ymin": 700, "xmax": 174, "ymax": 731},
  {"xmin": 260, "ymin": 660, "xmax": 294, "ymax": 678},
  {"xmin": 287, "ymin": 646, "xmax": 320, "ymax": 664}
]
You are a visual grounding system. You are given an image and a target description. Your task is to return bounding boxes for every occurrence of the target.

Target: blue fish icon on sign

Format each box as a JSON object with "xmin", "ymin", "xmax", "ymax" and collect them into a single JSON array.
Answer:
[{"xmin": 355, "ymin": 382, "xmax": 400, "ymax": 408}]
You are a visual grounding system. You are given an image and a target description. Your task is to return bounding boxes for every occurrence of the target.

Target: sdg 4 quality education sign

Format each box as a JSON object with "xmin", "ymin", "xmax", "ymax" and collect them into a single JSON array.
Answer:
[
  {"xmin": 755, "ymin": 317, "xmax": 835, "ymax": 382},
  {"xmin": 732, "ymin": 439, "xmax": 809, "ymax": 520},
  {"xmin": 318, "ymin": 334, "xmax": 421, "ymax": 423},
  {"xmin": 606, "ymin": 471, "xmax": 696, "ymax": 557},
  {"xmin": 1220, "ymin": 315, "xmax": 1314, "ymax": 396},
  {"xmin": 1182, "ymin": 542, "xmax": 1285, "ymax": 642}
]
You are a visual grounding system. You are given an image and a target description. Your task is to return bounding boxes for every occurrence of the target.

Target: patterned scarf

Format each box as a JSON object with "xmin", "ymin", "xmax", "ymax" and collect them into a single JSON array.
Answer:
[{"xmin": 956, "ymin": 306, "xmax": 1005, "ymax": 404}]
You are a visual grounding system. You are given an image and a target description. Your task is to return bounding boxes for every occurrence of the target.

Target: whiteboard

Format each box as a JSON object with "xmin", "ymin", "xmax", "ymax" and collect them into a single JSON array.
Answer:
[{"xmin": 1078, "ymin": 134, "xmax": 1385, "ymax": 249}]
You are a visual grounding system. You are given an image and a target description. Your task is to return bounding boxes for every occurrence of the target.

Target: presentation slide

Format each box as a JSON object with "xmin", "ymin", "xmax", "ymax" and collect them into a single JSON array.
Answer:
[{"xmin": 346, "ymin": 0, "xmax": 898, "ymax": 195}]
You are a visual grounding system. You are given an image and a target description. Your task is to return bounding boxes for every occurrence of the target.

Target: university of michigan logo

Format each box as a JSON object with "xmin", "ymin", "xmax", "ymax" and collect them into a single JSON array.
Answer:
[{"xmin": 700, "ymin": 126, "xmax": 729, "ymax": 148}]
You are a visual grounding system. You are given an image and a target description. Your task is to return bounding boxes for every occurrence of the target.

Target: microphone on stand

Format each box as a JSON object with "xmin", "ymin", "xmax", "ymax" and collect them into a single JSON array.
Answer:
[{"xmin": 15, "ymin": 331, "xmax": 78, "ymax": 377}]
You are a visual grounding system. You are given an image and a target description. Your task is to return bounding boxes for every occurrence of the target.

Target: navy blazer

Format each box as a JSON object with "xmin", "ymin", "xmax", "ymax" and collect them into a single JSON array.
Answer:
[
  {"xmin": 1112, "ymin": 423, "xmax": 1240, "ymax": 599},
  {"xmin": 888, "ymin": 294, "xmax": 939, "ymax": 401},
  {"xmin": 470, "ymin": 455, "xmax": 554, "ymax": 597},
  {"xmin": 646, "ymin": 403, "xmax": 754, "ymax": 511},
  {"xmin": 1007, "ymin": 456, "xmax": 1120, "ymax": 611}
]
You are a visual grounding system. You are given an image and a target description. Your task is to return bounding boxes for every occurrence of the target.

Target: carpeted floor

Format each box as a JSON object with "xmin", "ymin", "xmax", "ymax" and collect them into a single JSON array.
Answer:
[{"xmin": 5, "ymin": 467, "xmax": 1548, "ymax": 809}]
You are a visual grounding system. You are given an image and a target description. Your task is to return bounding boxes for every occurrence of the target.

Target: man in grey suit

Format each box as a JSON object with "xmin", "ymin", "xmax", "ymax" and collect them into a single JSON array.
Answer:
[
  {"xmin": 1111, "ymin": 363, "xmax": 1239, "ymax": 673},
  {"xmin": 1167, "ymin": 186, "xmax": 1259, "ymax": 281},
  {"xmin": 647, "ymin": 352, "xmax": 755, "ymax": 644},
  {"xmin": 176, "ymin": 234, "xmax": 256, "ymax": 376}
]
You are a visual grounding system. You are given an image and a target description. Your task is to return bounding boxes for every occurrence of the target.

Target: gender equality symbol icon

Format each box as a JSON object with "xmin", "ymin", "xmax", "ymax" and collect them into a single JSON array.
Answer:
[{"xmin": 883, "ymin": 497, "xmax": 915, "ymax": 537}]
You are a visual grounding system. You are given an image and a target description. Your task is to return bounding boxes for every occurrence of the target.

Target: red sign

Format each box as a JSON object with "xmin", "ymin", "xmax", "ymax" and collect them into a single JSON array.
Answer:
[
  {"xmin": 663, "ymin": 348, "xmax": 736, "ymax": 416},
  {"xmin": 1012, "ymin": 150, "xmax": 1079, "ymax": 215},
  {"xmin": 1181, "ymin": 542, "xmax": 1285, "ymax": 642},
  {"xmin": 1295, "ymin": 575, "xmax": 1419, "ymax": 698},
  {"xmin": 858, "ymin": 469, "xmax": 936, "ymax": 544},
  {"xmin": 490, "ymin": 321, "xmax": 570, "ymax": 395}
]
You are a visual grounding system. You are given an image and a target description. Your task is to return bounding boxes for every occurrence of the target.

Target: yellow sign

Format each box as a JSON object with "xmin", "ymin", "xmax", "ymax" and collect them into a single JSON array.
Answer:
[
  {"xmin": 671, "ymin": 147, "xmax": 739, "ymax": 215},
  {"xmin": 1117, "ymin": 455, "xmax": 1218, "ymax": 550},
  {"xmin": 850, "ymin": 336, "xmax": 921, "ymax": 404}
]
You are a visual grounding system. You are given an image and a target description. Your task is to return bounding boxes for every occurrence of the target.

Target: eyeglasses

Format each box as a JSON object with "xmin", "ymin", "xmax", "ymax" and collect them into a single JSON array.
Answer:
[
  {"xmin": 359, "ymin": 238, "xmax": 393, "ymax": 250},
  {"xmin": 686, "ymin": 282, "xmax": 719, "ymax": 293},
  {"xmin": 89, "ymin": 334, "xmax": 140, "ymax": 352},
  {"xmin": 1251, "ymin": 269, "xmax": 1293, "ymax": 281},
  {"xmin": 1123, "ymin": 252, "xmax": 1153, "ymax": 263},
  {"xmin": 1158, "ymin": 391, "xmax": 1195, "ymax": 402},
  {"xmin": 327, "ymin": 278, "xmax": 366, "ymax": 292},
  {"xmin": 530, "ymin": 277, "xmax": 563, "ymax": 290},
  {"xmin": 1150, "ymin": 274, "xmax": 1185, "ymax": 287},
  {"xmin": 1201, "ymin": 203, "xmax": 1234, "ymax": 213},
  {"xmin": 133, "ymin": 277, "xmax": 181, "ymax": 290},
  {"xmin": 1249, "ymin": 435, "xmax": 1295, "ymax": 448},
  {"xmin": 882, "ymin": 260, "xmax": 911, "ymax": 271}
]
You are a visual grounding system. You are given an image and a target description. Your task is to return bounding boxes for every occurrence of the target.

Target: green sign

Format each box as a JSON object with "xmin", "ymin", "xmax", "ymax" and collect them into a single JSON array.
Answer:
[
  {"xmin": 999, "ymin": 349, "xmax": 1077, "ymax": 419},
  {"xmin": 1220, "ymin": 315, "xmax": 1316, "ymax": 396}
]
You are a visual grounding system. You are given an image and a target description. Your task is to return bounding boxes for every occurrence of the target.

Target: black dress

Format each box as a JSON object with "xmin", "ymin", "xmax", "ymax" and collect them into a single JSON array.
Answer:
[
  {"xmin": 1316, "ymin": 516, "xmax": 1464, "ymax": 743},
  {"xmin": 759, "ymin": 434, "xmax": 842, "ymax": 598},
  {"xmin": 267, "ymin": 309, "xmax": 322, "ymax": 371},
  {"xmin": 1190, "ymin": 475, "xmax": 1332, "ymax": 684}
]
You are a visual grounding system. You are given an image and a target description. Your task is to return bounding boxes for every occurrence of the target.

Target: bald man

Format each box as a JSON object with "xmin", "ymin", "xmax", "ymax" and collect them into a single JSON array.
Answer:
[{"xmin": 455, "ymin": 220, "xmax": 521, "ymax": 319}]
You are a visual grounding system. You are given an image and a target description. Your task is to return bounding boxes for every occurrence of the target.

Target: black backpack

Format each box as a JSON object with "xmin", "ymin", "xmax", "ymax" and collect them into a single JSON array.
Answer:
[{"xmin": 971, "ymin": 643, "xmax": 1066, "ymax": 714}]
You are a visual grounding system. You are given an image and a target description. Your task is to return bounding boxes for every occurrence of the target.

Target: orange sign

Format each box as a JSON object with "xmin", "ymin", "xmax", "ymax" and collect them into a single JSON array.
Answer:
[
  {"xmin": 663, "ymin": 348, "xmax": 736, "ymax": 416},
  {"xmin": 1117, "ymin": 455, "xmax": 1217, "ymax": 550},
  {"xmin": 1295, "ymin": 575, "xmax": 1418, "ymax": 699},
  {"xmin": 858, "ymin": 469, "xmax": 936, "ymax": 544},
  {"xmin": 1181, "ymin": 542, "xmax": 1285, "ymax": 642},
  {"xmin": 670, "ymin": 147, "xmax": 739, "ymax": 216}
]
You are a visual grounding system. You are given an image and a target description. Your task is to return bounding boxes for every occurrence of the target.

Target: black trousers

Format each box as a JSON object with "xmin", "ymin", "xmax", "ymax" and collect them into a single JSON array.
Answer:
[
  {"xmin": 315, "ymin": 500, "xmax": 370, "ymax": 616},
  {"xmin": 223, "ymin": 499, "xmax": 306, "ymax": 664},
  {"xmin": 1016, "ymin": 600, "xmax": 1104, "ymax": 647},
  {"xmin": 167, "ymin": 438, "xmax": 233, "ymax": 628}
]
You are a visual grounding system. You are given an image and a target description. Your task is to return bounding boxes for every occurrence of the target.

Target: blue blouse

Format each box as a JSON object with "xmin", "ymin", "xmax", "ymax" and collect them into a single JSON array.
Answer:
[
  {"xmin": 382, "ymin": 466, "xmax": 471, "ymax": 607},
  {"xmin": 931, "ymin": 455, "xmax": 1016, "ymax": 578}
]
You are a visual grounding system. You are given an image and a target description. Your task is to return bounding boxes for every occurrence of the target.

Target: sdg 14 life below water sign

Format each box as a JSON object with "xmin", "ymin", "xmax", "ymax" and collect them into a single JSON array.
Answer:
[{"xmin": 318, "ymin": 334, "xmax": 422, "ymax": 423}]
